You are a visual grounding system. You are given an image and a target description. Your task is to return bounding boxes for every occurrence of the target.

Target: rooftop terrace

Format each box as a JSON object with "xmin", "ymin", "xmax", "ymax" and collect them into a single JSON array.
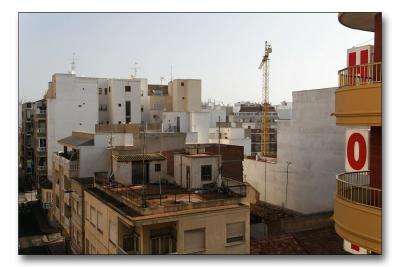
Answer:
[{"xmin": 94, "ymin": 172, "xmax": 247, "ymax": 216}]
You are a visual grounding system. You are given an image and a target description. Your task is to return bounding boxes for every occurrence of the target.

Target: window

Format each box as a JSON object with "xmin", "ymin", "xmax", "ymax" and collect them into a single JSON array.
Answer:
[
  {"xmin": 77, "ymin": 230, "xmax": 81, "ymax": 247},
  {"xmin": 90, "ymin": 206, "xmax": 96, "ymax": 226},
  {"xmin": 39, "ymin": 138, "xmax": 46, "ymax": 148},
  {"xmin": 109, "ymin": 86, "xmax": 111, "ymax": 92},
  {"xmin": 56, "ymin": 195, "xmax": 60, "ymax": 208},
  {"xmin": 125, "ymin": 85, "xmax": 131, "ymax": 92},
  {"xmin": 141, "ymin": 107, "xmax": 143, "ymax": 112},
  {"xmin": 125, "ymin": 101, "xmax": 131, "ymax": 123},
  {"xmin": 184, "ymin": 228, "xmax": 205, "ymax": 253},
  {"xmin": 85, "ymin": 202, "xmax": 89, "ymax": 220},
  {"xmin": 98, "ymin": 88, "xmax": 102, "ymax": 95},
  {"xmin": 105, "ymin": 88, "xmax": 108, "ymax": 95},
  {"xmin": 118, "ymin": 103, "xmax": 122, "ymax": 107},
  {"xmin": 85, "ymin": 239, "xmax": 90, "ymax": 254},
  {"xmin": 226, "ymin": 222, "xmax": 245, "ymax": 244},
  {"xmin": 109, "ymin": 221, "xmax": 117, "ymax": 245},
  {"xmin": 155, "ymin": 163, "xmax": 161, "ymax": 172},
  {"xmin": 97, "ymin": 211, "xmax": 103, "ymax": 233},
  {"xmin": 77, "ymin": 202, "xmax": 82, "ymax": 216},
  {"xmin": 181, "ymin": 82, "xmax": 184, "ymax": 86},
  {"xmin": 201, "ymin": 165, "xmax": 212, "ymax": 181}
]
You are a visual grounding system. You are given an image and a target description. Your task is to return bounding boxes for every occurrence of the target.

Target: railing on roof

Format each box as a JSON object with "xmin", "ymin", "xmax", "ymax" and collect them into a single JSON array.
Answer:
[
  {"xmin": 338, "ymin": 62, "xmax": 381, "ymax": 88},
  {"xmin": 336, "ymin": 171, "xmax": 382, "ymax": 209},
  {"xmin": 95, "ymin": 176, "xmax": 247, "ymax": 211}
]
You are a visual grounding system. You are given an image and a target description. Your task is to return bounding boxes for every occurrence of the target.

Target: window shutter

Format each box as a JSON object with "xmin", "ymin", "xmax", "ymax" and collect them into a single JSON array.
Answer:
[
  {"xmin": 226, "ymin": 222, "xmax": 244, "ymax": 243},
  {"xmin": 184, "ymin": 229, "xmax": 205, "ymax": 253},
  {"xmin": 109, "ymin": 221, "xmax": 117, "ymax": 244}
]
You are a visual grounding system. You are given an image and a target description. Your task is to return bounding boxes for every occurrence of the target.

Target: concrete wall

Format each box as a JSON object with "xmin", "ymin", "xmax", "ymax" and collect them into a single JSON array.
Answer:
[{"xmin": 244, "ymin": 87, "xmax": 345, "ymax": 214}]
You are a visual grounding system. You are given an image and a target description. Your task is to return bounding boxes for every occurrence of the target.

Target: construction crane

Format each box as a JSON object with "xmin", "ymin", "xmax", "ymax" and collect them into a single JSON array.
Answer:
[{"xmin": 258, "ymin": 41, "xmax": 272, "ymax": 157}]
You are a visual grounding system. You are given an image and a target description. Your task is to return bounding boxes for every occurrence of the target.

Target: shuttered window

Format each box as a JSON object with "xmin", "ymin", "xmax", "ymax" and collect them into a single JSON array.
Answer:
[
  {"xmin": 97, "ymin": 211, "xmax": 103, "ymax": 233},
  {"xmin": 85, "ymin": 202, "xmax": 89, "ymax": 220},
  {"xmin": 184, "ymin": 228, "xmax": 205, "ymax": 253},
  {"xmin": 226, "ymin": 222, "xmax": 245, "ymax": 243},
  {"xmin": 90, "ymin": 206, "xmax": 96, "ymax": 226},
  {"xmin": 109, "ymin": 221, "xmax": 117, "ymax": 244}
]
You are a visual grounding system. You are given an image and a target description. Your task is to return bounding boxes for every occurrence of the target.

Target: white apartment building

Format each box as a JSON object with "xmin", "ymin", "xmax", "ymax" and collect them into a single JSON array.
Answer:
[
  {"xmin": 208, "ymin": 127, "xmax": 251, "ymax": 156},
  {"xmin": 45, "ymin": 73, "xmax": 146, "ymax": 181}
]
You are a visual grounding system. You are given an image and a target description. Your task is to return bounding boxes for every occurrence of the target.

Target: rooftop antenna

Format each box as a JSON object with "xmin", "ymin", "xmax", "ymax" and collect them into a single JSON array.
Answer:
[
  {"xmin": 160, "ymin": 76, "xmax": 165, "ymax": 85},
  {"xmin": 129, "ymin": 62, "xmax": 139, "ymax": 79},
  {"xmin": 69, "ymin": 52, "xmax": 78, "ymax": 74}
]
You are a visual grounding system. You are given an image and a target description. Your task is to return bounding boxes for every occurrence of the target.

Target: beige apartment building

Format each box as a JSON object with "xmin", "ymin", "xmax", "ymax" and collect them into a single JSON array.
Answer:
[{"xmin": 84, "ymin": 172, "xmax": 250, "ymax": 254}]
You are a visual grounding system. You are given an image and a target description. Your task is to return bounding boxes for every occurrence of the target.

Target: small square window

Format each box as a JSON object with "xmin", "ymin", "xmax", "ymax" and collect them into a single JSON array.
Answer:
[
  {"xmin": 118, "ymin": 103, "xmax": 122, "ymax": 107},
  {"xmin": 125, "ymin": 86, "xmax": 131, "ymax": 92},
  {"xmin": 181, "ymin": 82, "xmax": 184, "ymax": 86},
  {"xmin": 141, "ymin": 107, "xmax": 143, "ymax": 112},
  {"xmin": 105, "ymin": 88, "xmax": 108, "ymax": 95},
  {"xmin": 118, "ymin": 121, "xmax": 121, "ymax": 124},
  {"xmin": 98, "ymin": 88, "xmax": 102, "ymax": 95},
  {"xmin": 155, "ymin": 164, "xmax": 161, "ymax": 172}
]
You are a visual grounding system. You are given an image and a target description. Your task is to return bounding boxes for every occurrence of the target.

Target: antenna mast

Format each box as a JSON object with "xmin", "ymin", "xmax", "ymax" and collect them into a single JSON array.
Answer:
[{"xmin": 70, "ymin": 52, "xmax": 78, "ymax": 74}]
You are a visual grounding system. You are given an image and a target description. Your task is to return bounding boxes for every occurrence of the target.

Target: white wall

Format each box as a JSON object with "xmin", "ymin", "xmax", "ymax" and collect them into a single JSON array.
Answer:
[
  {"xmin": 208, "ymin": 108, "xmax": 226, "ymax": 127},
  {"xmin": 173, "ymin": 154, "xmax": 219, "ymax": 189},
  {"xmin": 243, "ymin": 88, "xmax": 345, "ymax": 214},
  {"xmin": 47, "ymin": 74, "xmax": 99, "ymax": 180},
  {"xmin": 107, "ymin": 79, "xmax": 143, "ymax": 125},
  {"xmin": 79, "ymin": 146, "xmax": 108, "ymax": 178},
  {"xmin": 161, "ymin": 112, "xmax": 190, "ymax": 133},
  {"xmin": 190, "ymin": 112, "xmax": 210, "ymax": 144}
]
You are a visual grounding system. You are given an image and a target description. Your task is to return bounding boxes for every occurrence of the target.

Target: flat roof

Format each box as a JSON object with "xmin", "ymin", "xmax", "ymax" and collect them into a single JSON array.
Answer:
[{"xmin": 58, "ymin": 135, "xmax": 94, "ymax": 147}]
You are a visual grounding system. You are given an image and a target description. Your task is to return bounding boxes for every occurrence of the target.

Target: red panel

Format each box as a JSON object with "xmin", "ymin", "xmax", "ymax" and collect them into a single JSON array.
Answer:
[
  {"xmin": 360, "ymin": 49, "xmax": 369, "ymax": 64},
  {"xmin": 348, "ymin": 52, "xmax": 357, "ymax": 66}
]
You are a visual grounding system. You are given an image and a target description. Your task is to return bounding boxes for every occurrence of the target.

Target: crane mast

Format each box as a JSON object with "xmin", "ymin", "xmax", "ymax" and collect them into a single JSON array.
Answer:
[{"xmin": 258, "ymin": 41, "xmax": 272, "ymax": 158}]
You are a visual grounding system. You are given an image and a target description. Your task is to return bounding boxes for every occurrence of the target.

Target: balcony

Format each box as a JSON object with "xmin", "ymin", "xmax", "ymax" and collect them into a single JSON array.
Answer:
[
  {"xmin": 37, "ymin": 146, "xmax": 46, "ymax": 153},
  {"xmin": 36, "ymin": 128, "xmax": 46, "ymax": 136},
  {"xmin": 333, "ymin": 171, "xmax": 382, "ymax": 254},
  {"xmin": 334, "ymin": 62, "xmax": 381, "ymax": 126},
  {"xmin": 54, "ymin": 152, "xmax": 79, "ymax": 177}
]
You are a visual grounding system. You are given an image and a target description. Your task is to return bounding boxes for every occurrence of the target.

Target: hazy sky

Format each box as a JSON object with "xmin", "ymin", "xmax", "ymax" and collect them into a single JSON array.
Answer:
[{"xmin": 19, "ymin": 13, "xmax": 373, "ymax": 105}]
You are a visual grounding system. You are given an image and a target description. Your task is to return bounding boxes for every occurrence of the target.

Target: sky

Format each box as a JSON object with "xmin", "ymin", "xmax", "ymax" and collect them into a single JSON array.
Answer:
[{"xmin": 19, "ymin": 13, "xmax": 374, "ymax": 105}]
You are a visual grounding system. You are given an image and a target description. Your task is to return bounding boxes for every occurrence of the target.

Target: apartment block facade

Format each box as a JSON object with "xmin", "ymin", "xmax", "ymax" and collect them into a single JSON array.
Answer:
[{"xmin": 332, "ymin": 12, "xmax": 382, "ymax": 254}]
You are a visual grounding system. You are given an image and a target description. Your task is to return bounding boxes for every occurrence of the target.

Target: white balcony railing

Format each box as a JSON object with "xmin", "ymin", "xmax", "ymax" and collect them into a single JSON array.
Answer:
[
  {"xmin": 338, "ymin": 62, "xmax": 382, "ymax": 88},
  {"xmin": 37, "ymin": 147, "xmax": 46, "ymax": 152},
  {"xmin": 336, "ymin": 171, "xmax": 382, "ymax": 209}
]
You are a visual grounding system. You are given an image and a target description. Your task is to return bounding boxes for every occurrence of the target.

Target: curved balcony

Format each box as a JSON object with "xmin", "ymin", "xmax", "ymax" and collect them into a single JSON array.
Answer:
[
  {"xmin": 334, "ymin": 62, "xmax": 381, "ymax": 126},
  {"xmin": 333, "ymin": 171, "xmax": 382, "ymax": 254},
  {"xmin": 338, "ymin": 13, "xmax": 377, "ymax": 32}
]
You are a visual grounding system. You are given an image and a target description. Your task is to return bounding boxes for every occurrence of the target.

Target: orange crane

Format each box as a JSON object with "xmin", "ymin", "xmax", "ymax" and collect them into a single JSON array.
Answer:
[{"xmin": 258, "ymin": 41, "xmax": 272, "ymax": 157}]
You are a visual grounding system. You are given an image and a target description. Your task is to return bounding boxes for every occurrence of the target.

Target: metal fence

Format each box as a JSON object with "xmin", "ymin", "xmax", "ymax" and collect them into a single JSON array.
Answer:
[
  {"xmin": 338, "ymin": 62, "xmax": 381, "ymax": 88},
  {"xmin": 336, "ymin": 171, "xmax": 382, "ymax": 208}
]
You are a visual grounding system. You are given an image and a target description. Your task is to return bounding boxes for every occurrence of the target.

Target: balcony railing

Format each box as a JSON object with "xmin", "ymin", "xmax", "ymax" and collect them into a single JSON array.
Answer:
[
  {"xmin": 37, "ymin": 147, "xmax": 46, "ymax": 152},
  {"xmin": 338, "ymin": 62, "xmax": 381, "ymax": 88},
  {"xmin": 336, "ymin": 171, "xmax": 382, "ymax": 208}
]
